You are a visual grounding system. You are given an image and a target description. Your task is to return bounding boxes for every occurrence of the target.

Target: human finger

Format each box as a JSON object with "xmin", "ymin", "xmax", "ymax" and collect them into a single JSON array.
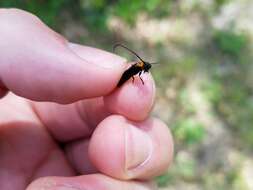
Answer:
[
  {"xmin": 27, "ymin": 174, "xmax": 157, "ymax": 190},
  {"xmin": 88, "ymin": 115, "xmax": 173, "ymax": 180},
  {"xmin": 33, "ymin": 73, "xmax": 154, "ymax": 142},
  {"xmin": 104, "ymin": 72, "xmax": 155, "ymax": 121},
  {"xmin": 0, "ymin": 9, "xmax": 126, "ymax": 103}
]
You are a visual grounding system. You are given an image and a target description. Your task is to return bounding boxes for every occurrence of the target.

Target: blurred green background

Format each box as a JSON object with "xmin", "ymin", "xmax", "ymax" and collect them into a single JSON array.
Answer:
[{"xmin": 1, "ymin": 0, "xmax": 253, "ymax": 189}]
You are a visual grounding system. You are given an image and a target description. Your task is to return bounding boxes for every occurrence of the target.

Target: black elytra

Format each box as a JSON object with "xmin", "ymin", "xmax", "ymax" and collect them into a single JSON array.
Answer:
[{"xmin": 113, "ymin": 44, "xmax": 154, "ymax": 87}]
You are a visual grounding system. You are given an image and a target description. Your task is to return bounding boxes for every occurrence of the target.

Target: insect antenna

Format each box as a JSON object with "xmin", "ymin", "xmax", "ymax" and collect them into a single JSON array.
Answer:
[{"xmin": 113, "ymin": 43, "xmax": 145, "ymax": 63}]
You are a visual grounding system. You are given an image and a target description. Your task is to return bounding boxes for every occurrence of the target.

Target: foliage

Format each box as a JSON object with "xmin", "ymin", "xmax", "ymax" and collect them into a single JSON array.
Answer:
[
  {"xmin": 156, "ymin": 172, "xmax": 174, "ymax": 187},
  {"xmin": 173, "ymin": 118, "xmax": 205, "ymax": 145},
  {"xmin": 213, "ymin": 29, "xmax": 248, "ymax": 57},
  {"xmin": 0, "ymin": 0, "xmax": 68, "ymax": 28},
  {"xmin": 112, "ymin": 0, "xmax": 171, "ymax": 24},
  {"xmin": 78, "ymin": 0, "xmax": 172, "ymax": 29},
  {"xmin": 202, "ymin": 79, "xmax": 223, "ymax": 105}
]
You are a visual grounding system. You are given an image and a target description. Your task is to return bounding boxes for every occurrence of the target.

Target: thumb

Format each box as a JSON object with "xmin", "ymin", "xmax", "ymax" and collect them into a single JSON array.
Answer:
[{"xmin": 0, "ymin": 9, "xmax": 126, "ymax": 103}]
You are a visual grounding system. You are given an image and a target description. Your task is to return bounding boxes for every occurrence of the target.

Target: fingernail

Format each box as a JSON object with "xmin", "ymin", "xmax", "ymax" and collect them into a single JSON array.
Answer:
[
  {"xmin": 125, "ymin": 124, "xmax": 153, "ymax": 172},
  {"xmin": 67, "ymin": 42, "xmax": 126, "ymax": 69}
]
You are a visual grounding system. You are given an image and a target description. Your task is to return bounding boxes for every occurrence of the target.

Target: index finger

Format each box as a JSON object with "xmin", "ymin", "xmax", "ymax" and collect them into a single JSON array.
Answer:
[{"xmin": 33, "ymin": 73, "xmax": 155, "ymax": 142}]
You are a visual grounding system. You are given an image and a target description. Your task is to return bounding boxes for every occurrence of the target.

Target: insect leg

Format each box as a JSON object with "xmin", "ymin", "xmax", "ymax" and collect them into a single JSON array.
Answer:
[{"xmin": 138, "ymin": 71, "xmax": 144, "ymax": 85}]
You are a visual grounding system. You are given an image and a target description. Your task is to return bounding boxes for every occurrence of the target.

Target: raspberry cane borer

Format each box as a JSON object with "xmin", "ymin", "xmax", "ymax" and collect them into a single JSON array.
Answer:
[{"xmin": 113, "ymin": 44, "xmax": 156, "ymax": 87}]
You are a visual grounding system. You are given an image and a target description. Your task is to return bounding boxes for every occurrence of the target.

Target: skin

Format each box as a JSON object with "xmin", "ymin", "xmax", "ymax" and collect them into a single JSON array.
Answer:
[{"xmin": 0, "ymin": 9, "xmax": 174, "ymax": 190}]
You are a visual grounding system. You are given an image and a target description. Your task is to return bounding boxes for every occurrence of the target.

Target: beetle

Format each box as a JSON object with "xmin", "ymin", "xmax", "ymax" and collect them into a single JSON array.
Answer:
[{"xmin": 113, "ymin": 44, "xmax": 155, "ymax": 87}]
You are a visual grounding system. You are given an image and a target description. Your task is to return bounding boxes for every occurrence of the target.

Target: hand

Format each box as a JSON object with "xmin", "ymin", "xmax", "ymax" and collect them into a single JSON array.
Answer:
[{"xmin": 0, "ymin": 9, "xmax": 173, "ymax": 190}]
